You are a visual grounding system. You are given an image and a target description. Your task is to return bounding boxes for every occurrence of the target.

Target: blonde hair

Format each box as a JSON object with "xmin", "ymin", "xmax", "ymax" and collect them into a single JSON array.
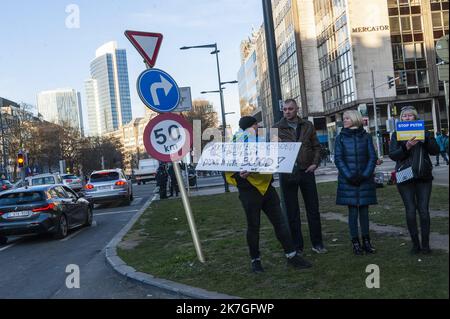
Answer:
[
  {"xmin": 343, "ymin": 110, "xmax": 364, "ymax": 128},
  {"xmin": 400, "ymin": 106, "xmax": 418, "ymax": 120}
]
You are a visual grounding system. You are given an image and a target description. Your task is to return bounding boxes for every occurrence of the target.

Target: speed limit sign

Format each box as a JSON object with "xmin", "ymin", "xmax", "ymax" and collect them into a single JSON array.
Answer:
[{"xmin": 143, "ymin": 113, "xmax": 193, "ymax": 162}]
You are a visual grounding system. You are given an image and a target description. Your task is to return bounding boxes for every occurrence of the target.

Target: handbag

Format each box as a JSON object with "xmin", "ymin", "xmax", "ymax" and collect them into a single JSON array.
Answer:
[{"xmin": 396, "ymin": 165, "xmax": 414, "ymax": 184}]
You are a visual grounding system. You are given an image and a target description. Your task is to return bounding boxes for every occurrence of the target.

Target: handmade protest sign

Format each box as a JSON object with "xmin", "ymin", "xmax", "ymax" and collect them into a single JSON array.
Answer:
[
  {"xmin": 195, "ymin": 142, "xmax": 302, "ymax": 173},
  {"xmin": 396, "ymin": 120, "xmax": 425, "ymax": 141}
]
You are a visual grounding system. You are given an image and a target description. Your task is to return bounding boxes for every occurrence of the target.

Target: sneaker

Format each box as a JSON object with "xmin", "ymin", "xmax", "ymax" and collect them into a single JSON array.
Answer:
[
  {"xmin": 287, "ymin": 254, "xmax": 312, "ymax": 269},
  {"xmin": 251, "ymin": 259, "xmax": 264, "ymax": 273},
  {"xmin": 311, "ymin": 245, "xmax": 328, "ymax": 254}
]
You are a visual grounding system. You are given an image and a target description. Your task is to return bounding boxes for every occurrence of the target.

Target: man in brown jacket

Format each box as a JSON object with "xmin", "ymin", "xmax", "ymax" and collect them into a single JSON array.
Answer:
[{"xmin": 273, "ymin": 99, "xmax": 327, "ymax": 254}]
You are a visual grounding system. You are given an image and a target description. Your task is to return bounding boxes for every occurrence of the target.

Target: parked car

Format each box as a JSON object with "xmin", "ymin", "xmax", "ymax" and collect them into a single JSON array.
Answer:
[
  {"xmin": 13, "ymin": 180, "xmax": 29, "ymax": 189},
  {"xmin": 61, "ymin": 174, "xmax": 83, "ymax": 193},
  {"xmin": 0, "ymin": 184, "xmax": 93, "ymax": 244},
  {"xmin": 27, "ymin": 173, "xmax": 63, "ymax": 187},
  {"xmin": 84, "ymin": 169, "xmax": 133, "ymax": 206},
  {"xmin": 0, "ymin": 180, "xmax": 13, "ymax": 193}
]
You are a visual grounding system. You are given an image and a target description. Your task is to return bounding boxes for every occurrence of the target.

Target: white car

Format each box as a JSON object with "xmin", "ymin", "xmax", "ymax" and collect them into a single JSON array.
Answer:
[
  {"xmin": 61, "ymin": 174, "xmax": 83, "ymax": 192},
  {"xmin": 27, "ymin": 173, "xmax": 63, "ymax": 187}
]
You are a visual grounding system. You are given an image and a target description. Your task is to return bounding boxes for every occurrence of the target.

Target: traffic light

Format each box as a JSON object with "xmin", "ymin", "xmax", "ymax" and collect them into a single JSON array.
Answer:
[
  {"xmin": 387, "ymin": 76, "xmax": 395, "ymax": 89},
  {"xmin": 401, "ymin": 72, "xmax": 407, "ymax": 84},
  {"xmin": 17, "ymin": 153, "xmax": 25, "ymax": 168}
]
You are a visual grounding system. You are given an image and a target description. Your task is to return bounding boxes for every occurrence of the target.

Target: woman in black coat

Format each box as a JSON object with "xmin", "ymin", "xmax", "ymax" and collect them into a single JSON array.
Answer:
[
  {"xmin": 389, "ymin": 106, "xmax": 440, "ymax": 254},
  {"xmin": 335, "ymin": 110, "xmax": 377, "ymax": 255}
]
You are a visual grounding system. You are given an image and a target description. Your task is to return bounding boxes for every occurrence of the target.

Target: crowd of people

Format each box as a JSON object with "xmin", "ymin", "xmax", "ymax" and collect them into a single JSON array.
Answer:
[{"xmin": 225, "ymin": 100, "xmax": 441, "ymax": 273}]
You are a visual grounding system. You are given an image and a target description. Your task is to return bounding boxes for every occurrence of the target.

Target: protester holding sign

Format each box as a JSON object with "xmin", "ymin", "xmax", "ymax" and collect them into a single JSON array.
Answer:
[
  {"xmin": 225, "ymin": 116, "xmax": 312, "ymax": 273},
  {"xmin": 389, "ymin": 106, "xmax": 440, "ymax": 254},
  {"xmin": 273, "ymin": 99, "xmax": 326, "ymax": 255},
  {"xmin": 335, "ymin": 110, "xmax": 378, "ymax": 255}
]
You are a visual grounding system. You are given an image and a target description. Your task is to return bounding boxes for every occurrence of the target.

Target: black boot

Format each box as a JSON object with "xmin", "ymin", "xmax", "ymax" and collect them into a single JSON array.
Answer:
[
  {"xmin": 351, "ymin": 238, "xmax": 364, "ymax": 255},
  {"xmin": 410, "ymin": 234, "xmax": 421, "ymax": 254},
  {"xmin": 362, "ymin": 236, "xmax": 376, "ymax": 254}
]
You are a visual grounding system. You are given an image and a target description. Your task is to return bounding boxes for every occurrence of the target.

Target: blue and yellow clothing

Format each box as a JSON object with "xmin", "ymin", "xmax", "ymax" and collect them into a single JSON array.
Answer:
[{"xmin": 225, "ymin": 129, "xmax": 273, "ymax": 196}]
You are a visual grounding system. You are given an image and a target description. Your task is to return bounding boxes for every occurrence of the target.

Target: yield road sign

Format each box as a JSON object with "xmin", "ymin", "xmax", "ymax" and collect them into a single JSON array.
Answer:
[
  {"xmin": 143, "ymin": 113, "xmax": 193, "ymax": 162},
  {"xmin": 137, "ymin": 69, "xmax": 180, "ymax": 113},
  {"xmin": 124, "ymin": 30, "xmax": 163, "ymax": 67}
]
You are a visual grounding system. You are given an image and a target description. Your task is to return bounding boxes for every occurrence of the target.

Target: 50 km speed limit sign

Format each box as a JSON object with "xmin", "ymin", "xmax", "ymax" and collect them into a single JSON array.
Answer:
[{"xmin": 143, "ymin": 113, "xmax": 193, "ymax": 162}]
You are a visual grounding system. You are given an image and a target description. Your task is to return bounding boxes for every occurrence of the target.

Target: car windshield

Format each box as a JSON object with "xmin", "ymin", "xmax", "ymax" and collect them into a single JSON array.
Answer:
[
  {"xmin": 62, "ymin": 175, "xmax": 78, "ymax": 180},
  {"xmin": 0, "ymin": 192, "xmax": 46, "ymax": 205},
  {"xmin": 90, "ymin": 172, "xmax": 119, "ymax": 182},
  {"xmin": 31, "ymin": 177, "xmax": 56, "ymax": 185}
]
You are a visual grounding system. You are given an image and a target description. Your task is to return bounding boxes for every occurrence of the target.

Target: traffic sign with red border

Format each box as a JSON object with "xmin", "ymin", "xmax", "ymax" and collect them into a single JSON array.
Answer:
[
  {"xmin": 143, "ymin": 113, "xmax": 193, "ymax": 162},
  {"xmin": 125, "ymin": 30, "xmax": 163, "ymax": 68}
]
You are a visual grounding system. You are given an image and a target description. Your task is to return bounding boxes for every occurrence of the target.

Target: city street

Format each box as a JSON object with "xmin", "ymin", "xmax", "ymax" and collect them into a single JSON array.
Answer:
[{"xmin": 0, "ymin": 183, "xmax": 179, "ymax": 299}]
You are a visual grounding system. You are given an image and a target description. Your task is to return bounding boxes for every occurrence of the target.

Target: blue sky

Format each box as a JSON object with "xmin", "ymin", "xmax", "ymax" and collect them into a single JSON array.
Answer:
[{"xmin": 0, "ymin": 0, "xmax": 263, "ymax": 133}]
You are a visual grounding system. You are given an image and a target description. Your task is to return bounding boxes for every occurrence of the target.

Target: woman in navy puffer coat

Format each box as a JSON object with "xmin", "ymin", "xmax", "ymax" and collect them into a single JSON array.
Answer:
[{"xmin": 335, "ymin": 110, "xmax": 377, "ymax": 255}]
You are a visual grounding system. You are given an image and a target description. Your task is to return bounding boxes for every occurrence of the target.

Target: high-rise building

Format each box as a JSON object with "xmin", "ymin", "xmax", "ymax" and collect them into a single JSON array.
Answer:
[
  {"xmin": 250, "ymin": 0, "xmax": 448, "ymax": 155},
  {"xmin": 237, "ymin": 26, "xmax": 274, "ymax": 128},
  {"xmin": 238, "ymin": 35, "xmax": 260, "ymax": 121},
  {"xmin": 37, "ymin": 88, "xmax": 84, "ymax": 135},
  {"xmin": 85, "ymin": 41, "xmax": 132, "ymax": 136}
]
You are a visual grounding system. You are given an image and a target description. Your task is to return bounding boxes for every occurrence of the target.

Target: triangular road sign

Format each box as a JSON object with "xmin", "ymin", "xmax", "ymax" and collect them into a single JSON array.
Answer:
[{"xmin": 125, "ymin": 30, "xmax": 163, "ymax": 68}]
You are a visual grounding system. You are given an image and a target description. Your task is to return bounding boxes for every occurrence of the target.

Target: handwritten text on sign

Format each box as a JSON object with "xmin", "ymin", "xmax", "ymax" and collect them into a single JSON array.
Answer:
[
  {"xmin": 396, "ymin": 120, "xmax": 425, "ymax": 141},
  {"xmin": 195, "ymin": 142, "xmax": 302, "ymax": 173}
]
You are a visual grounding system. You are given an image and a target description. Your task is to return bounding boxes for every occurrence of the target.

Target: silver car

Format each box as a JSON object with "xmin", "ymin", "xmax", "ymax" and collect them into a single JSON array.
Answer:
[
  {"xmin": 84, "ymin": 169, "xmax": 133, "ymax": 205},
  {"xmin": 61, "ymin": 174, "xmax": 83, "ymax": 193}
]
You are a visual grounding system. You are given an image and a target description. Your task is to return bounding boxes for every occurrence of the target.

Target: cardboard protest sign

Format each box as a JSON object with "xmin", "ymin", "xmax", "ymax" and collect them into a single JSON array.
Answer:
[
  {"xmin": 195, "ymin": 142, "xmax": 302, "ymax": 173},
  {"xmin": 396, "ymin": 120, "xmax": 425, "ymax": 141}
]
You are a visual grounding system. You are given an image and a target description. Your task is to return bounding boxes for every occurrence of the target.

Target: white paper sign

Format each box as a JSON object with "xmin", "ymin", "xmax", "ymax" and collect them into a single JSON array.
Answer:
[{"xmin": 195, "ymin": 142, "xmax": 302, "ymax": 173}]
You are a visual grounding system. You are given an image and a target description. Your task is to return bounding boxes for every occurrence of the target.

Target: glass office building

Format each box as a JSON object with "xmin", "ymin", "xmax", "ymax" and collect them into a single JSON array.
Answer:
[
  {"xmin": 37, "ymin": 89, "xmax": 83, "ymax": 135},
  {"xmin": 86, "ymin": 41, "xmax": 132, "ymax": 136}
]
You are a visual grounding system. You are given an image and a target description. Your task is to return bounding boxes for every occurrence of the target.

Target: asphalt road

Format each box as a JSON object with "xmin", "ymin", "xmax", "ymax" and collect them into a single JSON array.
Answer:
[{"xmin": 0, "ymin": 183, "xmax": 180, "ymax": 299}]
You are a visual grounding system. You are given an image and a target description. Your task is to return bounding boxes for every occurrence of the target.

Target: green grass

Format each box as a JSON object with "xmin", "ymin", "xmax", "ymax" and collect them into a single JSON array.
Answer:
[
  {"xmin": 315, "ymin": 182, "xmax": 449, "ymax": 235},
  {"xmin": 118, "ymin": 182, "xmax": 449, "ymax": 299}
]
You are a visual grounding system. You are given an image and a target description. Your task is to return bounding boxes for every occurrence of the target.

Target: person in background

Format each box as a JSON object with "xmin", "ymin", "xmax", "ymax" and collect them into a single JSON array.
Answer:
[
  {"xmin": 334, "ymin": 110, "xmax": 378, "ymax": 255},
  {"xmin": 389, "ymin": 106, "xmax": 440, "ymax": 254},
  {"xmin": 435, "ymin": 130, "xmax": 449, "ymax": 166},
  {"xmin": 168, "ymin": 163, "xmax": 180, "ymax": 197},
  {"xmin": 226, "ymin": 116, "xmax": 312, "ymax": 273},
  {"xmin": 273, "ymin": 99, "xmax": 327, "ymax": 254},
  {"xmin": 156, "ymin": 163, "xmax": 168, "ymax": 200}
]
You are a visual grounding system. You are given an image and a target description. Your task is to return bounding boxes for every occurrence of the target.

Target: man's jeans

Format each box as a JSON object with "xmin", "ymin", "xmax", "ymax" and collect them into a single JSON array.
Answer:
[
  {"xmin": 436, "ymin": 151, "xmax": 449, "ymax": 165},
  {"xmin": 280, "ymin": 170, "xmax": 324, "ymax": 251},
  {"xmin": 397, "ymin": 181, "xmax": 432, "ymax": 246}
]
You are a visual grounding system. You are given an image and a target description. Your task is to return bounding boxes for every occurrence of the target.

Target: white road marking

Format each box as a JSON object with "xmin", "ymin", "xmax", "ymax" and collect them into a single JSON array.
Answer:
[
  {"xmin": 0, "ymin": 242, "xmax": 19, "ymax": 252},
  {"xmin": 60, "ymin": 227, "xmax": 88, "ymax": 242},
  {"xmin": 94, "ymin": 210, "xmax": 139, "ymax": 217}
]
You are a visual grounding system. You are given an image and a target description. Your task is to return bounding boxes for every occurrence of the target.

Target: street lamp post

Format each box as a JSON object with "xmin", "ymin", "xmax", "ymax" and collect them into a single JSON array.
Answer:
[{"xmin": 180, "ymin": 44, "xmax": 237, "ymax": 193}]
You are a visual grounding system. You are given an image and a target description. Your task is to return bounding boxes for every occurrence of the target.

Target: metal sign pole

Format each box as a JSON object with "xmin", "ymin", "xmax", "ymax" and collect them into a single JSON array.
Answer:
[{"xmin": 173, "ymin": 161, "xmax": 205, "ymax": 263}]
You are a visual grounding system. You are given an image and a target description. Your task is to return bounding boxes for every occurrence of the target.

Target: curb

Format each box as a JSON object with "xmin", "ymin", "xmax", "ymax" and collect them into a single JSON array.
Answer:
[{"xmin": 104, "ymin": 190, "xmax": 240, "ymax": 299}]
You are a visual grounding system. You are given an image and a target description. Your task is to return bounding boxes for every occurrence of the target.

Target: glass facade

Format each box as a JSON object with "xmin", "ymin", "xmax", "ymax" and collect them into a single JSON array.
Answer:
[
  {"xmin": 37, "ymin": 89, "xmax": 82, "ymax": 132},
  {"xmin": 116, "ymin": 50, "xmax": 132, "ymax": 125},
  {"xmin": 87, "ymin": 44, "xmax": 133, "ymax": 136},
  {"xmin": 314, "ymin": 0, "xmax": 356, "ymax": 112},
  {"xmin": 238, "ymin": 41, "xmax": 259, "ymax": 118},
  {"xmin": 388, "ymin": 0, "xmax": 432, "ymax": 95}
]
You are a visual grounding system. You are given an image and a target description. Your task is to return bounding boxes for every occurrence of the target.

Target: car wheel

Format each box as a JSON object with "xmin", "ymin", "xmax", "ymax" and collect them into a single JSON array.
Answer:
[
  {"xmin": 0, "ymin": 236, "xmax": 7, "ymax": 245},
  {"xmin": 54, "ymin": 214, "xmax": 68, "ymax": 239},
  {"xmin": 84, "ymin": 207, "xmax": 93, "ymax": 227},
  {"xmin": 130, "ymin": 193, "xmax": 134, "ymax": 201}
]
